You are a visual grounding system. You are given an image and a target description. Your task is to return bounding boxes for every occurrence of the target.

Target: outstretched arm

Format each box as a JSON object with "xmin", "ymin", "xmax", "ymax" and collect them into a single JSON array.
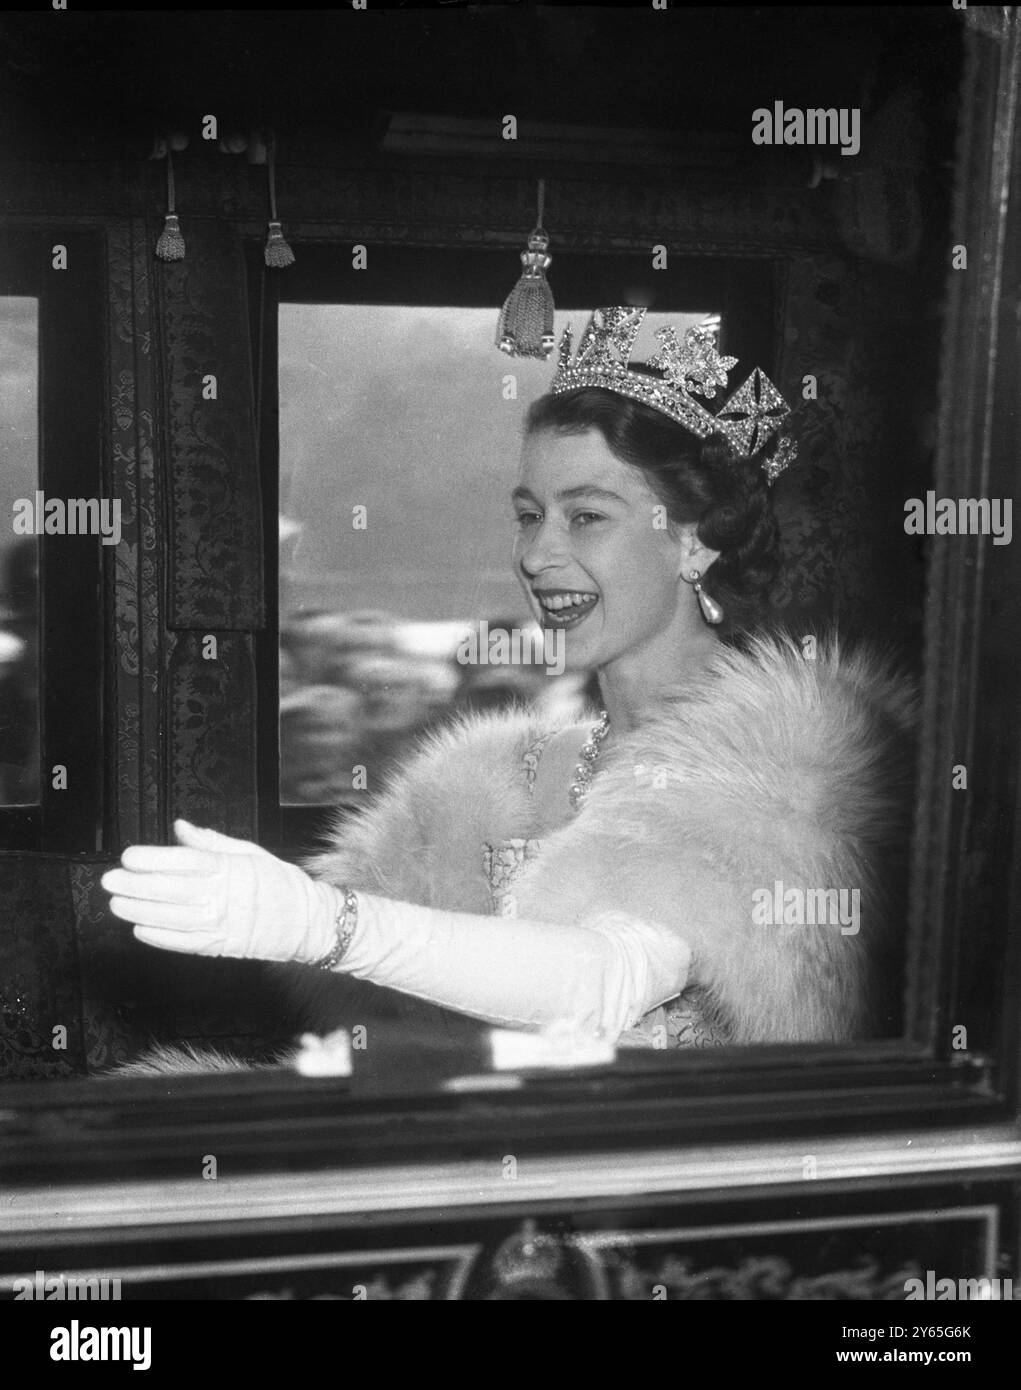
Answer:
[{"xmin": 102, "ymin": 821, "xmax": 690, "ymax": 1042}]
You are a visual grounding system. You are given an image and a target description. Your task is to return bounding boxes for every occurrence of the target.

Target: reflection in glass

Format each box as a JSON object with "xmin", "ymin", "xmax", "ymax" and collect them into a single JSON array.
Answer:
[
  {"xmin": 277, "ymin": 306, "xmax": 710, "ymax": 805},
  {"xmin": 0, "ymin": 296, "xmax": 39, "ymax": 806}
]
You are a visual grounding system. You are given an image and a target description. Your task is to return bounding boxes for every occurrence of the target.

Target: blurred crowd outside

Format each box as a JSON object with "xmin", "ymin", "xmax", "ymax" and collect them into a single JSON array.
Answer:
[{"xmin": 280, "ymin": 608, "xmax": 592, "ymax": 805}]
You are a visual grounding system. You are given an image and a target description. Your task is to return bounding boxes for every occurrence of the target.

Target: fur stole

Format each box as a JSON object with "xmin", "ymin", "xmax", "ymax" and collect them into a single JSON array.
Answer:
[{"xmin": 279, "ymin": 633, "xmax": 917, "ymax": 1045}]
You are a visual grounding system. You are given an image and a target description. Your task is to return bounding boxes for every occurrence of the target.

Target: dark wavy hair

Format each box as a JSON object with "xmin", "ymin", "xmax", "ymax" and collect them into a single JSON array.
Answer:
[{"xmin": 524, "ymin": 386, "xmax": 784, "ymax": 633}]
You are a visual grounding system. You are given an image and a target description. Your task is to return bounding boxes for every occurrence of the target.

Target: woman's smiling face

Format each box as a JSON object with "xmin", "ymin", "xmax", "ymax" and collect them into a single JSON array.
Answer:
[{"xmin": 513, "ymin": 427, "xmax": 696, "ymax": 672}]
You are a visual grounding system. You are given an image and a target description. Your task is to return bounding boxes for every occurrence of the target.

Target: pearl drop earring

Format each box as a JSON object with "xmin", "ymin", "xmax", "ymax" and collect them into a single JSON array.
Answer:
[{"xmin": 690, "ymin": 569, "xmax": 724, "ymax": 626}]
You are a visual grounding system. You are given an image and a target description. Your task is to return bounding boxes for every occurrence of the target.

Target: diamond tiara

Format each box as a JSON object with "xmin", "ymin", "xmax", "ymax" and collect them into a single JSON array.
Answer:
[{"xmin": 550, "ymin": 307, "xmax": 796, "ymax": 482}]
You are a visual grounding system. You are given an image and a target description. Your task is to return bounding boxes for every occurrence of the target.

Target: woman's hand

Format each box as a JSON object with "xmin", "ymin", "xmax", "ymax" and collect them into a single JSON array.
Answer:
[{"xmin": 101, "ymin": 819, "xmax": 340, "ymax": 964}]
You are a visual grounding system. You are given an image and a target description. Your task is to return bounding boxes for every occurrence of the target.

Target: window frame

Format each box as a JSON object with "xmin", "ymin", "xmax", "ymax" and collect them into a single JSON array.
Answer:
[{"xmin": 0, "ymin": 228, "xmax": 107, "ymax": 854}]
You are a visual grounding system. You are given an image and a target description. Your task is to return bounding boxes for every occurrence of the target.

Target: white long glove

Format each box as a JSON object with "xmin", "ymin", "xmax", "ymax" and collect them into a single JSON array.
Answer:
[
  {"xmin": 102, "ymin": 821, "xmax": 340, "ymax": 964},
  {"xmin": 102, "ymin": 821, "xmax": 691, "ymax": 1038}
]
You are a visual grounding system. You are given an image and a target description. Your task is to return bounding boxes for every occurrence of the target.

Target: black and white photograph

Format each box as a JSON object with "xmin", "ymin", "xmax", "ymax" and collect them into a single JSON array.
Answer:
[{"xmin": 0, "ymin": 0, "xmax": 1019, "ymax": 1344}]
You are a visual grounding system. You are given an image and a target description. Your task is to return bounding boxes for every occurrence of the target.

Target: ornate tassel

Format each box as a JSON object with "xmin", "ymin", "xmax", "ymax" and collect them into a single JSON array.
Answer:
[
  {"xmin": 497, "ymin": 179, "xmax": 554, "ymax": 359},
  {"xmin": 155, "ymin": 149, "xmax": 185, "ymax": 262},
  {"xmin": 264, "ymin": 135, "xmax": 295, "ymax": 268},
  {"xmin": 265, "ymin": 221, "xmax": 294, "ymax": 267}
]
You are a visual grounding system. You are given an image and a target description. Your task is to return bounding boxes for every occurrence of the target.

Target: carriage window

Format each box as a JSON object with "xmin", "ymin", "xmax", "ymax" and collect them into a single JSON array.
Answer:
[
  {"xmin": 277, "ymin": 305, "xmax": 713, "ymax": 806},
  {"xmin": 0, "ymin": 295, "xmax": 40, "ymax": 807}
]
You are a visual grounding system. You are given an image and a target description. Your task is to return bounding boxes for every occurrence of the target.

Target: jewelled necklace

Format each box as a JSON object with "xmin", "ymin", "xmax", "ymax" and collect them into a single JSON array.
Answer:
[{"xmin": 568, "ymin": 710, "xmax": 611, "ymax": 811}]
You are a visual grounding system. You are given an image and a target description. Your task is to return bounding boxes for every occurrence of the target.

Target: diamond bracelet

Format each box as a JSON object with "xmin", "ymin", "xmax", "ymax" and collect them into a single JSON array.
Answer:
[{"xmin": 314, "ymin": 887, "xmax": 359, "ymax": 971}]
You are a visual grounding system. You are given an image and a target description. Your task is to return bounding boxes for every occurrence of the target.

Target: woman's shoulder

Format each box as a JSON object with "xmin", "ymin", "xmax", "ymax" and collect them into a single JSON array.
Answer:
[
  {"xmin": 304, "ymin": 705, "xmax": 567, "ymax": 894},
  {"xmin": 629, "ymin": 630, "xmax": 918, "ymax": 762},
  {"xmin": 705, "ymin": 631, "xmax": 918, "ymax": 733},
  {"xmin": 590, "ymin": 630, "xmax": 918, "ymax": 837},
  {"xmin": 356, "ymin": 704, "xmax": 583, "ymax": 811},
  {"xmin": 411, "ymin": 704, "xmax": 565, "ymax": 767}
]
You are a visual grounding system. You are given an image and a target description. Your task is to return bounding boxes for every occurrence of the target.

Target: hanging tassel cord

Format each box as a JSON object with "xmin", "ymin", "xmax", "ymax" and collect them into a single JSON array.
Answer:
[
  {"xmin": 497, "ymin": 178, "xmax": 555, "ymax": 359},
  {"xmin": 264, "ymin": 134, "xmax": 296, "ymax": 268},
  {"xmin": 155, "ymin": 147, "xmax": 185, "ymax": 262},
  {"xmin": 267, "ymin": 138, "xmax": 280, "ymax": 222}
]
